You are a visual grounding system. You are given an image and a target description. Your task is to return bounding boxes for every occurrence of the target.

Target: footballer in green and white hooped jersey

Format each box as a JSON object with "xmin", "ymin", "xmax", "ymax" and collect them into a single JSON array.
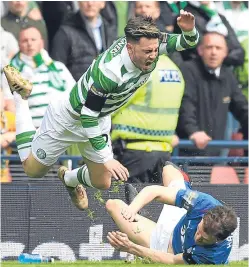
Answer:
[{"xmin": 12, "ymin": 14, "xmax": 198, "ymax": 210}]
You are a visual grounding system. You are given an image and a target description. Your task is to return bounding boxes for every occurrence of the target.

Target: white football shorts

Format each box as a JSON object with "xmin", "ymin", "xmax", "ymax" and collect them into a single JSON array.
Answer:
[
  {"xmin": 150, "ymin": 180, "xmax": 187, "ymax": 252},
  {"xmin": 31, "ymin": 95, "xmax": 113, "ymax": 166}
]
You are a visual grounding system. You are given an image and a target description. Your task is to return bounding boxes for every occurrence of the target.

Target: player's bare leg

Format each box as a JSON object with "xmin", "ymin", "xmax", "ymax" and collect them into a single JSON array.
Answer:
[
  {"xmin": 106, "ymin": 199, "xmax": 156, "ymax": 248},
  {"xmin": 3, "ymin": 65, "xmax": 50, "ymax": 177},
  {"xmin": 58, "ymin": 157, "xmax": 126, "ymax": 210},
  {"xmin": 57, "ymin": 157, "xmax": 116, "ymax": 210},
  {"xmin": 80, "ymin": 157, "xmax": 113, "ymax": 189},
  {"xmin": 59, "ymin": 158, "xmax": 112, "ymax": 189},
  {"xmin": 57, "ymin": 156, "xmax": 115, "ymax": 210},
  {"xmin": 162, "ymin": 161, "xmax": 191, "ymax": 187},
  {"xmin": 3, "ymin": 65, "xmax": 86, "ymax": 210},
  {"xmin": 60, "ymin": 142, "xmax": 129, "ymax": 193},
  {"xmin": 23, "ymin": 154, "xmax": 51, "ymax": 178}
]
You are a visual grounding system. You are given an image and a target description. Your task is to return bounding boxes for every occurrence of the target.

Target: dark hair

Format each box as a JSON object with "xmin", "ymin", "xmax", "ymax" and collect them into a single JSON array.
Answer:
[
  {"xmin": 203, "ymin": 206, "xmax": 237, "ymax": 241},
  {"xmin": 124, "ymin": 15, "xmax": 160, "ymax": 43}
]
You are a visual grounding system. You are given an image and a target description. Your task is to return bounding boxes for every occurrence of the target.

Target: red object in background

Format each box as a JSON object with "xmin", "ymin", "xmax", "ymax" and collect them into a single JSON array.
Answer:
[
  {"xmin": 228, "ymin": 132, "xmax": 244, "ymax": 157},
  {"xmin": 210, "ymin": 166, "xmax": 240, "ymax": 184},
  {"xmin": 244, "ymin": 168, "xmax": 248, "ymax": 184}
]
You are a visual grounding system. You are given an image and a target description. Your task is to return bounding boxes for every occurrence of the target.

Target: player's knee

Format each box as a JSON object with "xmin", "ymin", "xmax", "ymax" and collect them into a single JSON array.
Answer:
[
  {"xmin": 24, "ymin": 169, "xmax": 43, "ymax": 178},
  {"xmin": 162, "ymin": 165, "xmax": 174, "ymax": 177},
  {"xmin": 22, "ymin": 157, "xmax": 50, "ymax": 178},
  {"xmin": 105, "ymin": 199, "xmax": 116, "ymax": 213},
  {"xmin": 105, "ymin": 199, "xmax": 119, "ymax": 213},
  {"xmin": 92, "ymin": 177, "xmax": 111, "ymax": 190},
  {"xmin": 102, "ymin": 180, "xmax": 111, "ymax": 190},
  {"xmin": 162, "ymin": 164, "xmax": 186, "ymax": 187},
  {"xmin": 23, "ymin": 163, "xmax": 44, "ymax": 178},
  {"xmin": 24, "ymin": 168, "xmax": 43, "ymax": 178}
]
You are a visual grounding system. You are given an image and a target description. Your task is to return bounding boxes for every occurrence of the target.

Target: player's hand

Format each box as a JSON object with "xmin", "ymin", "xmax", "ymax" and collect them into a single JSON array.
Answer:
[
  {"xmin": 104, "ymin": 159, "xmax": 129, "ymax": 181},
  {"xmin": 107, "ymin": 231, "xmax": 133, "ymax": 252},
  {"xmin": 177, "ymin": 10, "xmax": 195, "ymax": 32},
  {"xmin": 190, "ymin": 131, "xmax": 212, "ymax": 149},
  {"xmin": 121, "ymin": 207, "xmax": 139, "ymax": 222}
]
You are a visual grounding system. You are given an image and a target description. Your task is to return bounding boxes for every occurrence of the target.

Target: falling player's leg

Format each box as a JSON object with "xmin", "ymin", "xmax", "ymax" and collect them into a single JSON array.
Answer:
[
  {"xmin": 4, "ymin": 65, "xmax": 93, "ymax": 210},
  {"xmin": 3, "ymin": 65, "xmax": 51, "ymax": 177}
]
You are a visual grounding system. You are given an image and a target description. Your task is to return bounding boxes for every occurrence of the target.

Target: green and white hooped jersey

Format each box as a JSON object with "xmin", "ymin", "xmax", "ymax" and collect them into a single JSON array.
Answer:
[{"xmin": 66, "ymin": 28, "xmax": 199, "ymax": 153}]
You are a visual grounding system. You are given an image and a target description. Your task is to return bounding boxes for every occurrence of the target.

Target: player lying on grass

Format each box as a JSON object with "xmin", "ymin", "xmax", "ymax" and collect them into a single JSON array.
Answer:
[
  {"xmin": 3, "ymin": 12, "xmax": 199, "ymax": 211},
  {"xmin": 106, "ymin": 162, "xmax": 237, "ymax": 265}
]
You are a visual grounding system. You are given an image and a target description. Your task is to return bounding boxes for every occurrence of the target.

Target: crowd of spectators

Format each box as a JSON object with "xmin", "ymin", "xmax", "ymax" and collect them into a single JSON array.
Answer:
[{"xmin": 1, "ymin": 1, "xmax": 248, "ymax": 183}]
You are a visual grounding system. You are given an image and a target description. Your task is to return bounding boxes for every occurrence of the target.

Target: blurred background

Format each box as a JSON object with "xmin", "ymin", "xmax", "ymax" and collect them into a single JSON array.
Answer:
[{"xmin": 1, "ymin": 0, "xmax": 248, "ymax": 263}]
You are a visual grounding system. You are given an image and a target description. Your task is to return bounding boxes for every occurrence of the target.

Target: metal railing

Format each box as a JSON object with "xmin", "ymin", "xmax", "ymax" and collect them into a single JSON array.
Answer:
[
  {"xmin": 1, "ymin": 140, "xmax": 248, "ymax": 170},
  {"xmin": 172, "ymin": 140, "xmax": 248, "ymax": 170},
  {"xmin": 176, "ymin": 140, "xmax": 248, "ymax": 149}
]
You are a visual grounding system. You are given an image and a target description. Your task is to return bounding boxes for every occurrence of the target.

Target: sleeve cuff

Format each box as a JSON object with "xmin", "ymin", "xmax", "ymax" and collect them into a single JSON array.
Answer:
[{"xmin": 182, "ymin": 27, "xmax": 197, "ymax": 36}]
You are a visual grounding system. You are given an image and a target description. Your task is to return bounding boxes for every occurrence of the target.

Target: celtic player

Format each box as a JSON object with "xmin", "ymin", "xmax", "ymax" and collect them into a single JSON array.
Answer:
[{"xmin": 3, "ymin": 11, "xmax": 199, "ymax": 210}]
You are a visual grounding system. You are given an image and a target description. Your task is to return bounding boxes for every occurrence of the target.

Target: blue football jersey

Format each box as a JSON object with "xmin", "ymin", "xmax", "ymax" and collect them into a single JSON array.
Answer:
[{"xmin": 172, "ymin": 188, "xmax": 234, "ymax": 265}]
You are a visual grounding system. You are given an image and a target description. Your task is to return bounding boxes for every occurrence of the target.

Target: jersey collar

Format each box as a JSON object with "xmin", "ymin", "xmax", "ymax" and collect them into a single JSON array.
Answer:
[{"xmin": 121, "ymin": 45, "xmax": 140, "ymax": 73}]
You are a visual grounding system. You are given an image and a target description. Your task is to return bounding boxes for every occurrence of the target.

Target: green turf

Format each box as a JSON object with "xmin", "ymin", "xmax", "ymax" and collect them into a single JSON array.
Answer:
[{"xmin": 2, "ymin": 260, "xmax": 248, "ymax": 267}]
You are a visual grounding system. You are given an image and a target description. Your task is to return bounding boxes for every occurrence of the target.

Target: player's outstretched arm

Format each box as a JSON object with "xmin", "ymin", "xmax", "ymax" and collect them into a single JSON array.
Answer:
[
  {"xmin": 107, "ymin": 231, "xmax": 185, "ymax": 264},
  {"xmin": 159, "ymin": 10, "xmax": 199, "ymax": 55},
  {"xmin": 122, "ymin": 185, "xmax": 179, "ymax": 222}
]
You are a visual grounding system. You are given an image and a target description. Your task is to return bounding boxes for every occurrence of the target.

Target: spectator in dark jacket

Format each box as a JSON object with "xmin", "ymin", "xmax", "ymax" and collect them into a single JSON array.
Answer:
[
  {"xmin": 158, "ymin": 1, "xmax": 188, "ymax": 33},
  {"xmin": 50, "ymin": 1, "xmax": 117, "ymax": 81},
  {"xmin": 173, "ymin": 1, "xmax": 245, "ymax": 68},
  {"xmin": 176, "ymin": 31, "xmax": 248, "ymax": 156},
  {"xmin": 40, "ymin": 1, "xmax": 76, "ymax": 52}
]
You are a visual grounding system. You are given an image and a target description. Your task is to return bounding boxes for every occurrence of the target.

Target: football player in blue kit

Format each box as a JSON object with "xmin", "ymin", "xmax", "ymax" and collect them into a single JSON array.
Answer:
[{"xmin": 106, "ymin": 162, "xmax": 237, "ymax": 265}]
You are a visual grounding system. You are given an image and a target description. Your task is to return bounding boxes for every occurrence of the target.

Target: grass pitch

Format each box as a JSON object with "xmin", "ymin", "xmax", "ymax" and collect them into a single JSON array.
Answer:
[{"xmin": 2, "ymin": 260, "xmax": 248, "ymax": 267}]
